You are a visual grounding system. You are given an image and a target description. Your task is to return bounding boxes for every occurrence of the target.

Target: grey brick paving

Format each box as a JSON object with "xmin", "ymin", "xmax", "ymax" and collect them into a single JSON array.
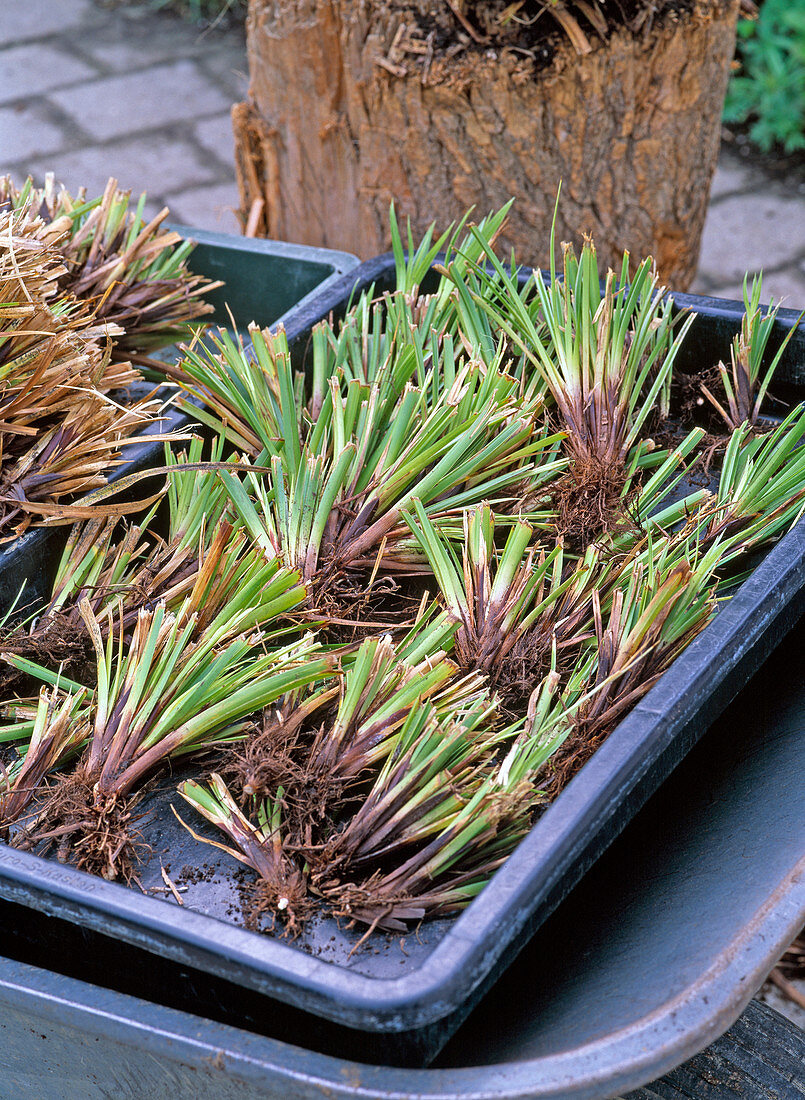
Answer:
[
  {"xmin": 0, "ymin": 43, "xmax": 97, "ymax": 105},
  {"xmin": 708, "ymin": 155, "xmax": 762, "ymax": 201},
  {"xmin": 0, "ymin": 1, "xmax": 243, "ymax": 232},
  {"xmin": 52, "ymin": 61, "xmax": 232, "ymax": 142},
  {"xmin": 0, "ymin": 0, "xmax": 804, "ymax": 300},
  {"xmin": 28, "ymin": 131, "xmax": 223, "ymax": 207},
  {"xmin": 693, "ymin": 192, "xmax": 805, "ymax": 288},
  {"xmin": 0, "ymin": 102, "xmax": 70, "ymax": 164},
  {"xmin": 196, "ymin": 41, "xmax": 249, "ymax": 99},
  {"xmin": 702, "ymin": 270, "xmax": 805, "ymax": 309},
  {"xmin": 69, "ymin": 13, "xmax": 214, "ymax": 72},
  {"xmin": 193, "ymin": 113, "xmax": 237, "ymax": 168},
  {"xmin": 164, "ymin": 179, "xmax": 241, "ymax": 234},
  {"xmin": 0, "ymin": 0, "xmax": 93, "ymax": 46}
]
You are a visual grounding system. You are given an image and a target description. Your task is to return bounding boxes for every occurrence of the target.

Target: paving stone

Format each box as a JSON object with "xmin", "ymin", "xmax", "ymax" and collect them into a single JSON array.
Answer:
[
  {"xmin": 688, "ymin": 280, "xmax": 745, "ymax": 304},
  {"xmin": 0, "ymin": 44, "xmax": 98, "ymax": 106},
  {"xmin": 3, "ymin": 0, "xmax": 804, "ymax": 302},
  {"xmin": 0, "ymin": 0, "xmax": 93, "ymax": 46},
  {"xmin": 197, "ymin": 40, "xmax": 249, "ymax": 100},
  {"xmin": 704, "ymin": 269, "xmax": 805, "ymax": 310},
  {"xmin": 164, "ymin": 180, "xmax": 241, "ymax": 234},
  {"xmin": 29, "ymin": 132, "xmax": 223, "ymax": 206},
  {"xmin": 15, "ymin": 168, "xmax": 165, "ymax": 222},
  {"xmin": 695, "ymin": 193, "xmax": 805, "ymax": 285},
  {"xmin": 193, "ymin": 113, "xmax": 236, "ymax": 169},
  {"xmin": 0, "ymin": 103, "xmax": 69, "ymax": 168},
  {"xmin": 708, "ymin": 153, "xmax": 755, "ymax": 201},
  {"xmin": 755, "ymin": 270, "xmax": 805, "ymax": 309},
  {"xmin": 73, "ymin": 13, "xmax": 210, "ymax": 73},
  {"xmin": 688, "ymin": 274, "xmax": 725, "ymax": 298},
  {"xmin": 51, "ymin": 61, "xmax": 233, "ymax": 142}
]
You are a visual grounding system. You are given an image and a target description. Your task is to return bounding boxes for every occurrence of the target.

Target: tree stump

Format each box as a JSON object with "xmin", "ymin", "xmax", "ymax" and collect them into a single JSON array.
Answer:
[{"xmin": 234, "ymin": 1, "xmax": 740, "ymax": 288}]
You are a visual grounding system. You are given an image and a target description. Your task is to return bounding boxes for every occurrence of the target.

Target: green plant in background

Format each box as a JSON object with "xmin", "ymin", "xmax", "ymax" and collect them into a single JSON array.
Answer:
[{"xmin": 724, "ymin": 0, "xmax": 805, "ymax": 153}]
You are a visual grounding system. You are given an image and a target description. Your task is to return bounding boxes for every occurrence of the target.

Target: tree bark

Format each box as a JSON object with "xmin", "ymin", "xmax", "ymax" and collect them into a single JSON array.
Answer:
[{"xmin": 235, "ymin": 1, "xmax": 740, "ymax": 288}]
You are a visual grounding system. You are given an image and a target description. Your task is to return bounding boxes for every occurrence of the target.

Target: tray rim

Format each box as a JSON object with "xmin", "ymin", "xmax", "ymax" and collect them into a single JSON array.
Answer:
[{"xmin": 167, "ymin": 223, "xmax": 360, "ymax": 334}]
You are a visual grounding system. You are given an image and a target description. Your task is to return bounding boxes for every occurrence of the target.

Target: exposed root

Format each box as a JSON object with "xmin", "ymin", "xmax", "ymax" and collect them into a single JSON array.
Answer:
[
  {"xmin": 240, "ymin": 866, "xmax": 313, "ymax": 939},
  {"xmin": 538, "ymin": 669, "xmax": 663, "ymax": 801},
  {"xmin": 552, "ymin": 456, "xmax": 633, "ymax": 549},
  {"xmin": 0, "ymin": 613, "xmax": 94, "ymax": 691},
  {"xmin": 319, "ymin": 877, "xmax": 426, "ymax": 935},
  {"xmin": 223, "ymin": 688, "xmax": 349, "ymax": 833},
  {"xmin": 224, "ymin": 713, "xmax": 311, "ymax": 808},
  {"xmin": 453, "ymin": 624, "xmax": 555, "ymax": 722},
  {"xmin": 308, "ymin": 563, "xmax": 408, "ymax": 644},
  {"xmin": 673, "ymin": 365, "xmax": 722, "ymax": 429},
  {"xmin": 535, "ymin": 719, "xmax": 611, "ymax": 802},
  {"xmin": 288, "ymin": 767, "xmax": 367, "ymax": 860},
  {"xmin": 486, "ymin": 630, "xmax": 554, "ymax": 720},
  {"xmin": 698, "ymin": 433, "xmax": 731, "ymax": 475},
  {"xmin": 21, "ymin": 769, "xmax": 147, "ymax": 882}
]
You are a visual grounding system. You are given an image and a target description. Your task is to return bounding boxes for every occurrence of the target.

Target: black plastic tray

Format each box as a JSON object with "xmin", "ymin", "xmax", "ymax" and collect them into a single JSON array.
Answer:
[
  {"xmin": 0, "ymin": 257, "xmax": 804, "ymax": 1067},
  {"xmin": 168, "ymin": 226, "xmax": 359, "ymax": 333}
]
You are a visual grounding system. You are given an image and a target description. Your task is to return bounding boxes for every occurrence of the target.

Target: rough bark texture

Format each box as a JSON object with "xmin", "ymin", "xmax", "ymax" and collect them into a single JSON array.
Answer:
[{"xmin": 235, "ymin": 1, "xmax": 740, "ymax": 287}]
